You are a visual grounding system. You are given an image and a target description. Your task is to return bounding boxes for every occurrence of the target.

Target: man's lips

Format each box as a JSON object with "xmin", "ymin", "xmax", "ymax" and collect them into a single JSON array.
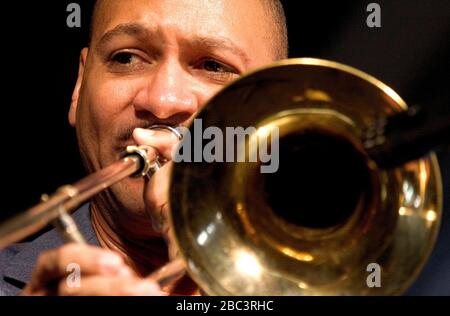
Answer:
[{"xmin": 114, "ymin": 140, "xmax": 138, "ymax": 159}]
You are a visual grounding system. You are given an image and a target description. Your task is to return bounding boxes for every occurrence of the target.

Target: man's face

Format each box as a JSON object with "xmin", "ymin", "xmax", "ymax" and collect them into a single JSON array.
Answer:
[{"xmin": 69, "ymin": 0, "xmax": 279, "ymax": 231}]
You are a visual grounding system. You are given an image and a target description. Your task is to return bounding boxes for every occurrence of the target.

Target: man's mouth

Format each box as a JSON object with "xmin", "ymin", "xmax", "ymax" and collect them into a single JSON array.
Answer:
[{"xmin": 114, "ymin": 140, "xmax": 138, "ymax": 160}]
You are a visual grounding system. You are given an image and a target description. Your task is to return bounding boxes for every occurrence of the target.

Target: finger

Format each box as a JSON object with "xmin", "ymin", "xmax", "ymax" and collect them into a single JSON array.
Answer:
[
  {"xmin": 21, "ymin": 283, "xmax": 48, "ymax": 296},
  {"xmin": 133, "ymin": 128, "xmax": 180, "ymax": 161},
  {"xmin": 144, "ymin": 162, "xmax": 179, "ymax": 260},
  {"xmin": 146, "ymin": 162, "xmax": 172, "ymax": 205},
  {"xmin": 144, "ymin": 162, "xmax": 173, "ymax": 233},
  {"xmin": 57, "ymin": 276, "xmax": 163, "ymax": 296},
  {"xmin": 28, "ymin": 244, "xmax": 132, "ymax": 292}
]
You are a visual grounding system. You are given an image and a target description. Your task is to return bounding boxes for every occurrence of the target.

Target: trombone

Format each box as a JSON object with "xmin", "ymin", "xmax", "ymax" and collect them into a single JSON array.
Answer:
[{"xmin": 0, "ymin": 58, "xmax": 448, "ymax": 295}]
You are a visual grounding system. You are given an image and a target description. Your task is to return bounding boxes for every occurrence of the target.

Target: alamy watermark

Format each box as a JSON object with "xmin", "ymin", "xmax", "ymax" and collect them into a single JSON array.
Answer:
[
  {"xmin": 66, "ymin": 263, "xmax": 81, "ymax": 288},
  {"xmin": 66, "ymin": 3, "xmax": 81, "ymax": 28},
  {"xmin": 366, "ymin": 3, "xmax": 381, "ymax": 28},
  {"xmin": 172, "ymin": 119, "xmax": 279, "ymax": 174},
  {"xmin": 366, "ymin": 263, "xmax": 381, "ymax": 288}
]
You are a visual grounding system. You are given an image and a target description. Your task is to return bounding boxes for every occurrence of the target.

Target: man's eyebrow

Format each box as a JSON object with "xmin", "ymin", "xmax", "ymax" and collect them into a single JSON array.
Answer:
[
  {"xmin": 190, "ymin": 36, "xmax": 250, "ymax": 66},
  {"xmin": 95, "ymin": 23, "xmax": 149, "ymax": 51},
  {"xmin": 94, "ymin": 24, "xmax": 250, "ymax": 65}
]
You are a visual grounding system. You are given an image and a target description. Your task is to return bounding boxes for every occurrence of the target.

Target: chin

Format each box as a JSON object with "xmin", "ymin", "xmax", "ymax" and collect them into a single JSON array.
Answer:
[{"xmin": 107, "ymin": 178, "xmax": 149, "ymax": 226}]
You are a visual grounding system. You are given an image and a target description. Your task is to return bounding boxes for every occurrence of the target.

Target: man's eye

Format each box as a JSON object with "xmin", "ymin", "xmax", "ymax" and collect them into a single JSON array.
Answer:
[
  {"xmin": 195, "ymin": 59, "xmax": 239, "ymax": 83},
  {"xmin": 111, "ymin": 52, "xmax": 136, "ymax": 64},
  {"xmin": 200, "ymin": 60, "xmax": 236, "ymax": 74},
  {"xmin": 107, "ymin": 51, "xmax": 149, "ymax": 73}
]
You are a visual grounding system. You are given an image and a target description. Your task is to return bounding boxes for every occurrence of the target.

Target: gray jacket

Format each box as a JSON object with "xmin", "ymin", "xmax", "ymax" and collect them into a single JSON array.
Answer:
[{"xmin": 0, "ymin": 204, "xmax": 99, "ymax": 295}]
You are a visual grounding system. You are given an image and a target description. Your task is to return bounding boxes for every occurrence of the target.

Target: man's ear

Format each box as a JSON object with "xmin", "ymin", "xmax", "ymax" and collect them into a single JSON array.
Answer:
[{"xmin": 69, "ymin": 48, "xmax": 89, "ymax": 127}]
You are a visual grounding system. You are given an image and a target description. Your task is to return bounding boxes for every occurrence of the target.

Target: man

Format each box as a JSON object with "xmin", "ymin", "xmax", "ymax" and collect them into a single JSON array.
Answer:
[{"xmin": 0, "ymin": 0, "xmax": 288, "ymax": 295}]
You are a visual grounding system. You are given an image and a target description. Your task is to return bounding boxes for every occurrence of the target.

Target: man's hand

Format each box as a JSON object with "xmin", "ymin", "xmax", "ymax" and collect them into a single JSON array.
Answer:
[
  {"xmin": 22, "ymin": 127, "xmax": 183, "ymax": 296},
  {"xmin": 133, "ymin": 127, "xmax": 181, "ymax": 260},
  {"xmin": 22, "ymin": 244, "xmax": 161, "ymax": 296}
]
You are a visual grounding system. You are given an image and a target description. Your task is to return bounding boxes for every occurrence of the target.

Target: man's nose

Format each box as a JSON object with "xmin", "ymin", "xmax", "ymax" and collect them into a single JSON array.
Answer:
[{"xmin": 133, "ymin": 59, "xmax": 198, "ymax": 122}]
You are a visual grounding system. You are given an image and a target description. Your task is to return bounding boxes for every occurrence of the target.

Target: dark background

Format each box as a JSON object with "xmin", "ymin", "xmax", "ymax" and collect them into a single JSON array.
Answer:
[{"xmin": 0, "ymin": 0, "xmax": 448, "ymax": 294}]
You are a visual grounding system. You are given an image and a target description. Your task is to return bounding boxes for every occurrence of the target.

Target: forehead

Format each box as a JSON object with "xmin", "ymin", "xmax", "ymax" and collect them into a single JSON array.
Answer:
[{"xmin": 92, "ymin": 0, "xmax": 271, "ymax": 54}]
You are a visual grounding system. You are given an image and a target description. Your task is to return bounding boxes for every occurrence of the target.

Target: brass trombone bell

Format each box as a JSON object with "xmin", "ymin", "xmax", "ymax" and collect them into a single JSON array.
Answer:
[{"xmin": 168, "ymin": 58, "xmax": 442, "ymax": 295}]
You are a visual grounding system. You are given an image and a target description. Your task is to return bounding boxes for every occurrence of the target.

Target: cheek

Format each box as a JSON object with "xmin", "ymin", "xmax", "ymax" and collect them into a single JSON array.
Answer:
[
  {"xmin": 93, "ymin": 81, "xmax": 136, "ymax": 122},
  {"xmin": 77, "ymin": 77, "xmax": 142, "ymax": 167},
  {"xmin": 195, "ymin": 84, "xmax": 224, "ymax": 111},
  {"xmin": 83, "ymin": 79, "xmax": 139, "ymax": 135}
]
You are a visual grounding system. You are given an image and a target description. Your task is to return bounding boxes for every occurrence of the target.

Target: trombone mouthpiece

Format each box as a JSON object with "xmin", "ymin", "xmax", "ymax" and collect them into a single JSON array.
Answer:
[
  {"xmin": 123, "ymin": 125, "xmax": 184, "ymax": 178},
  {"xmin": 122, "ymin": 145, "xmax": 162, "ymax": 178}
]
